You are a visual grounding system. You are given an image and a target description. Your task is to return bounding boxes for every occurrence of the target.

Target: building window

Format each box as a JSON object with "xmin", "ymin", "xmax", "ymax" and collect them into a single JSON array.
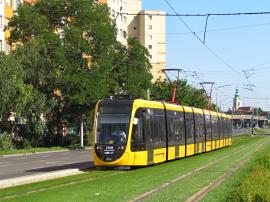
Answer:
[
  {"xmin": 133, "ymin": 26, "xmax": 137, "ymax": 30},
  {"xmin": 148, "ymin": 45, "xmax": 152, "ymax": 49},
  {"xmin": 148, "ymin": 25, "xmax": 152, "ymax": 30},
  {"xmin": 149, "ymin": 15, "xmax": 152, "ymax": 20},
  {"xmin": 122, "ymin": 2, "xmax": 126, "ymax": 10},
  {"xmin": 149, "ymin": 55, "xmax": 152, "ymax": 59},
  {"xmin": 148, "ymin": 35, "xmax": 152, "ymax": 40},
  {"xmin": 0, "ymin": 40, "xmax": 2, "ymax": 52},
  {"xmin": 6, "ymin": 0, "xmax": 11, "ymax": 6},
  {"xmin": 14, "ymin": 0, "xmax": 21, "ymax": 10},
  {"xmin": 122, "ymin": 16, "xmax": 127, "ymax": 24},
  {"xmin": 5, "ymin": 18, "xmax": 10, "ymax": 29},
  {"xmin": 123, "ymin": 31, "xmax": 127, "ymax": 39},
  {"xmin": 6, "ymin": 43, "xmax": 11, "ymax": 53},
  {"xmin": 0, "ymin": 16, "xmax": 2, "ymax": 28}
]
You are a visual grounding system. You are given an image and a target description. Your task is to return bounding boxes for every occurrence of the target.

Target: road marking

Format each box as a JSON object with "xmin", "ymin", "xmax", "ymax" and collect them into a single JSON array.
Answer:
[
  {"xmin": 0, "ymin": 163, "xmax": 17, "ymax": 167},
  {"xmin": 0, "ymin": 162, "xmax": 10, "ymax": 164},
  {"xmin": 45, "ymin": 161, "xmax": 59, "ymax": 164},
  {"xmin": 18, "ymin": 157, "xmax": 29, "ymax": 160}
]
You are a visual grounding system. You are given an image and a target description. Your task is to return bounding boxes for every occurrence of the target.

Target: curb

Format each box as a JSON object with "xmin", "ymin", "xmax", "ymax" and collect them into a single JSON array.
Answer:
[
  {"xmin": 0, "ymin": 167, "xmax": 91, "ymax": 189},
  {"xmin": 0, "ymin": 147, "xmax": 91, "ymax": 158}
]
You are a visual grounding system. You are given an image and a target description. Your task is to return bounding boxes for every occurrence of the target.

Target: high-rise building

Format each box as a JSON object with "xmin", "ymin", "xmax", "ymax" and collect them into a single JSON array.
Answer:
[
  {"xmin": 99, "ymin": 0, "xmax": 166, "ymax": 80},
  {"xmin": 101, "ymin": 0, "xmax": 141, "ymax": 46},
  {"xmin": 0, "ymin": 0, "xmax": 25, "ymax": 53},
  {"xmin": 135, "ymin": 10, "xmax": 166, "ymax": 80}
]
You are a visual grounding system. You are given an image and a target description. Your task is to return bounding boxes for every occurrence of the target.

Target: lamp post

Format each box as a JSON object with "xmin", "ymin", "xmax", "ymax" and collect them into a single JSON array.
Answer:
[{"xmin": 215, "ymin": 84, "xmax": 231, "ymax": 112}]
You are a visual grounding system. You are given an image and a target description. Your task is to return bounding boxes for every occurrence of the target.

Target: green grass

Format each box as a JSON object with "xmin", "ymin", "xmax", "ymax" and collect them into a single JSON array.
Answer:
[
  {"xmin": 0, "ymin": 135, "xmax": 269, "ymax": 202},
  {"xmin": 254, "ymin": 128, "xmax": 270, "ymax": 134},
  {"xmin": 0, "ymin": 147, "xmax": 68, "ymax": 156},
  {"xmin": 144, "ymin": 137, "xmax": 269, "ymax": 202},
  {"xmin": 227, "ymin": 151, "xmax": 270, "ymax": 202}
]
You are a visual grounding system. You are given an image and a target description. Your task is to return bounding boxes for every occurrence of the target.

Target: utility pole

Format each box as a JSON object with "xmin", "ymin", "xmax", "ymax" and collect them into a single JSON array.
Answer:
[
  {"xmin": 80, "ymin": 115, "xmax": 84, "ymax": 148},
  {"xmin": 162, "ymin": 68, "xmax": 182, "ymax": 104},
  {"xmin": 200, "ymin": 82, "xmax": 215, "ymax": 110}
]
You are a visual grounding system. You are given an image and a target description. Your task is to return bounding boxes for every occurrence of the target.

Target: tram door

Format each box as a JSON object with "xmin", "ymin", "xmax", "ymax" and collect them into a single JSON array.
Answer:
[{"xmin": 143, "ymin": 109, "xmax": 154, "ymax": 164}]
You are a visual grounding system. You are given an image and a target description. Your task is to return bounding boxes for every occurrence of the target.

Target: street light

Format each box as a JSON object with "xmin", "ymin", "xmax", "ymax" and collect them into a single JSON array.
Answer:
[{"xmin": 215, "ymin": 84, "xmax": 231, "ymax": 112}]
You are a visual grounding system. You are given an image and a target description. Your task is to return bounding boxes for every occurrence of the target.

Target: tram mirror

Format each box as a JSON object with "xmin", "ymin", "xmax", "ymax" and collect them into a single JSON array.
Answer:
[{"xmin": 133, "ymin": 118, "xmax": 138, "ymax": 125}]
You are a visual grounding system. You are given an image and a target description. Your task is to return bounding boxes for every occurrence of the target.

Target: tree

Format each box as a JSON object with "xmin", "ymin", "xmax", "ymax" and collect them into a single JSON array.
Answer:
[
  {"xmin": 8, "ymin": 0, "xmax": 119, "ymax": 144},
  {"xmin": 150, "ymin": 79, "xmax": 215, "ymax": 110},
  {"xmin": 0, "ymin": 53, "xmax": 31, "ymax": 119},
  {"xmin": 110, "ymin": 38, "xmax": 152, "ymax": 98},
  {"xmin": 7, "ymin": 0, "xmax": 153, "ymax": 146}
]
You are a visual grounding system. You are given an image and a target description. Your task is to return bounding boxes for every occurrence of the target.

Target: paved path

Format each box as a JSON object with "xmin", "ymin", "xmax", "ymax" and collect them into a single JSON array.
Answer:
[{"xmin": 0, "ymin": 149, "xmax": 93, "ymax": 180}]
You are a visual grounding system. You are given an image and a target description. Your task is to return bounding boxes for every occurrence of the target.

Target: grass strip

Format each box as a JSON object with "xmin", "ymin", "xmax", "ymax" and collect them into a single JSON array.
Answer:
[
  {"xmin": 0, "ymin": 147, "xmax": 68, "ymax": 156},
  {"xmin": 130, "ymin": 137, "xmax": 257, "ymax": 202},
  {"xmin": 142, "ymin": 137, "xmax": 270, "ymax": 202},
  {"xmin": 254, "ymin": 128, "xmax": 270, "ymax": 135},
  {"xmin": 0, "ymin": 135, "xmax": 265, "ymax": 202},
  {"xmin": 201, "ymin": 144, "xmax": 270, "ymax": 202}
]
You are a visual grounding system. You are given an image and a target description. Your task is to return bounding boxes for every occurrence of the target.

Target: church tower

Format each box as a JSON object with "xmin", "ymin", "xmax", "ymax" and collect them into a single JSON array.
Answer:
[{"xmin": 233, "ymin": 89, "xmax": 241, "ymax": 112}]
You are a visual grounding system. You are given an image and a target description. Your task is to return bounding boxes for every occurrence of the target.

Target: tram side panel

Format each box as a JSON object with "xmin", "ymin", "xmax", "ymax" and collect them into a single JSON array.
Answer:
[
  {"xmin": 211, "ymin": 115, "xmax": 217, "ymax": 150},
  {"xmin": 194, "ymin": 112, "xmax": 205, "ymax": 154},
  {"xmin": 185, "ymin": 112, "xmax": 195, "ymax": 156},
  {"xmin": 220, "ymin": 117, "xmax": 224, "ymax": 148},
  {"xmin": 229, "ymin": 118, "xmax": 233, "ymax": 146},
  {"xmin": 225, "ymin": 118, "xmax": 229, "ymax": 146},
  {"xmin": 167, "ymin": 110, "xmax": 186, "ymax": 160},
  {"xmin": 142, "ymin": 108, "xmax": 167, "ymax": 165},
  {"xmin": 130, "ymin": 108, "xmax": 148, "ymax": 166},
  {"xmin": 204, "ymin": 112, "xmax": 212, "ymax": 152}
]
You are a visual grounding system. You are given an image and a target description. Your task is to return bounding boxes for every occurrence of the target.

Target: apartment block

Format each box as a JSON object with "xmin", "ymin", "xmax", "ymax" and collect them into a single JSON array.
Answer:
[
  {"xmin": 0, "ymin": 0, "xmax": 24, "ymax": 53},
  {"xmin": 100, "ymin": 0, "xmax": 166, "ymax": 80},
  {"xmin": 135, "ymin": 10, "xmax": 166, "ymax": 80}
]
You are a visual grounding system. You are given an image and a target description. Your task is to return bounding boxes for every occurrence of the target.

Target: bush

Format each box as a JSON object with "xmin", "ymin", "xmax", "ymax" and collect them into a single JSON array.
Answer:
[
  {"xmin": 228, "ymin": 154, "xmax": 270, "ymax": 202},
  {"xmin": 84, "ymin": 131, "xmax": 92, "ymax": 146},
  {"xmin": 0, "ymin": 132, "xmax": 14, "ymax": 151}
]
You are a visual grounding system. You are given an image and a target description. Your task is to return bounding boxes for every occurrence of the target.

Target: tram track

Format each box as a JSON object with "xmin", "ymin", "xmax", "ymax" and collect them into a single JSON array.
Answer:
[
  {"xmin": 129, "ymin": 137, "xmax": 269, "ymax": 202},
  {"xmin": 0, "ymin": 137, "xmax": 267, "ymax": 201},
  {"xmin": 185, "ymin": 139, "xmax": 270, "ymax": 202}
]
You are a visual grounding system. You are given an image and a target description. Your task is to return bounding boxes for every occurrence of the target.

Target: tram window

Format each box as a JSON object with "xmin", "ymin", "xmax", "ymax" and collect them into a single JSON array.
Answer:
[
  {"xmin": 185, "ymin": 112, "xmax": 194, "ymax": 144},
  {"xmin": 166, "ymin": 111, "xmax": 181, "ymax": 146},
  {"xmin": 221, "ymin": 117, "xmax": 225, "ymax": 137},
  {"xmin": 195, "ymin": 114, "xmax": 205, "ymax": 141},
  {"xmin": 152, "ymin": 109, "xmax": 166, "ymax": 148},
  {"xmin": 131, "ymin": 109, "xmax": 146, "ymax": 151},
  {"xmin": 143, "ymin": 109, "xmax": 166, "ymax": 148},
  {"xmin": 212, "ymin": 116, "xmax": 218, "ymax": 140},
  {"xmin": 179, "ymin": 112, "xmax": 185, "ymax": 145},
  {"xmin": 216, "ymin": 117, "xmax": 222, "ymax": 140},
  {"xmin": 205, "ymin": 114, "xmax": 212, "ymax": 141}
]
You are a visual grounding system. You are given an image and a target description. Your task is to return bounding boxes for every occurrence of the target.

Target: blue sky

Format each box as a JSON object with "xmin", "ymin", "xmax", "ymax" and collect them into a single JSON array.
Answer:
[{"xmin": 142, "ymin": 0, "xmax": 270, "ymax": 111}]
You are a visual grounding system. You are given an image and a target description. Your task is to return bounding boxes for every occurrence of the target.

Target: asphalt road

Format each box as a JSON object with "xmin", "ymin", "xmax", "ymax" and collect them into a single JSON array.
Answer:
[{"xmin": 0, "ymin": 150, "xmax": 93, "ymax": 180}]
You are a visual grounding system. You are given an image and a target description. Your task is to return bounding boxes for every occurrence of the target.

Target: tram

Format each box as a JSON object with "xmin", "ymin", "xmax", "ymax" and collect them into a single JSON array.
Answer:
[{"xmin": 93, "ymin": 97, "xmax": 232, "ymax": 167}]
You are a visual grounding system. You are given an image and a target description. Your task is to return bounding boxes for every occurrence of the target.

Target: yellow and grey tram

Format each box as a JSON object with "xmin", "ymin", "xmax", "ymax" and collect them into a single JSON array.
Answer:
[{"xmin": 93, "ymin": 98, "xmax": 232, "ymax": 167}]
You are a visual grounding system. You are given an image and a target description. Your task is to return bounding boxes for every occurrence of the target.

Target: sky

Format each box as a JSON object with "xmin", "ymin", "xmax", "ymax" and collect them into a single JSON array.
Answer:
[{"xmin": 142, "ymin": 0, "xmax": 270, "ymax": 111}]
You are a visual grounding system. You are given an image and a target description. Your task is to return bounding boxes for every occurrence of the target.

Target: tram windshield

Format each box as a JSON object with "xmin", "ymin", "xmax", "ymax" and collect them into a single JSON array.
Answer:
[{"xmin": 96, "ymin": 114, "xmax": 130, "ymax": 145}]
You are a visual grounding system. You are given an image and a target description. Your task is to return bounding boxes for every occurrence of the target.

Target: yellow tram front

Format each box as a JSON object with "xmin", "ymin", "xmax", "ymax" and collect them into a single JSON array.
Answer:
[{"xmin": 93, "ymin": 98, "xmax": 136, "ymax": 167}]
